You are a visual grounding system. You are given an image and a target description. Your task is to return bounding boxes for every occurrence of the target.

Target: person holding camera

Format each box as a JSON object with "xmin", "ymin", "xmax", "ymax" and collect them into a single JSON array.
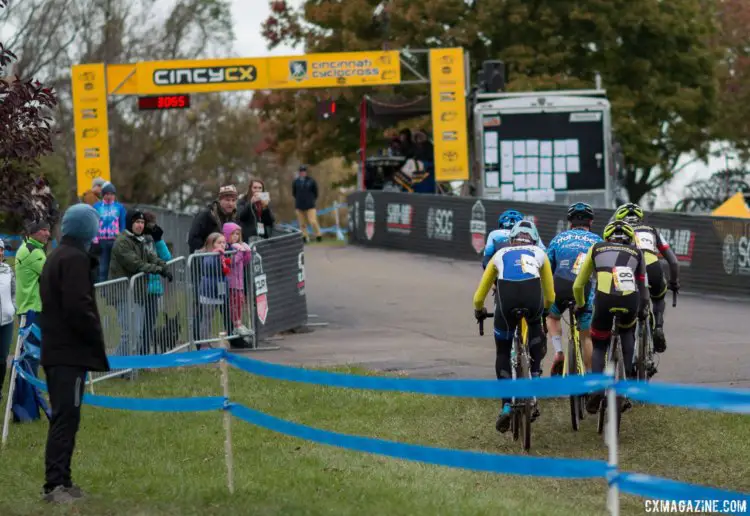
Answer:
[{"xmin": 238, "ymin": 179, "xmax": 275, "ymax": 243}]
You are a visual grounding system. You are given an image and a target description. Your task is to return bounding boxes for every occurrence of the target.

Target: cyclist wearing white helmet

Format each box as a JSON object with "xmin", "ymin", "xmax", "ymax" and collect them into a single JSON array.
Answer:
[
  {"xmin": 482, "ymin": 210, "xmax": 546, "ymax": 269},
  {"xmin": 473, "ymin": 219, "xmax": 555, "ymax": 434}
]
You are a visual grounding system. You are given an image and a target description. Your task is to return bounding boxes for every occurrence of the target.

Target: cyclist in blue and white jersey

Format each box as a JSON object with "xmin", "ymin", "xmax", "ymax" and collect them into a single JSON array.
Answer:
[
  {"xmin": 545, "ymin": 202, "xmax": 602, "ymax": 375},
  {"xmin": 482, "ymin": 210, "xmax": 546, "ymax": 269}
]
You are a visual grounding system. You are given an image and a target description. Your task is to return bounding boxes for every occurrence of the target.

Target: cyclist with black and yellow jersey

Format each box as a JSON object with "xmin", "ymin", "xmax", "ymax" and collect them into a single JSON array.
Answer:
[
  {"xmin": 473, "ymin": 220, "xmax": 555, "ymax": 433},
  {"xmin": 572, "ymin": 221, "xmax": 649, "ymax": 415},
  {"xmin": 613, "ymin": 203, "xmax": 679, "ymax": 352}
]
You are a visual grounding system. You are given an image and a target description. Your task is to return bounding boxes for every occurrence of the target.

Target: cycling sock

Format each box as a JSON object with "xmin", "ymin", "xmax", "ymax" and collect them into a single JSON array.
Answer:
[{"xmin": 552, "ymin": 335, "xmax": 563, "ymax": 354}]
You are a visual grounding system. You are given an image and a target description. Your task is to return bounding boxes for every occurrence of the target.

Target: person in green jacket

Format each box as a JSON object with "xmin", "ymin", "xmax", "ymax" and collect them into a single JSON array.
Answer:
[
  {"xmin": 109, "ymin": 210, "xmax": 172, "ymax": 357},
  {"xmin": 15, "ymin": 220, "xmax": 51, "ymax": 329},
  {"xmin": 15, "ymin": 220, "xmax": 51, "ymax": 378}
]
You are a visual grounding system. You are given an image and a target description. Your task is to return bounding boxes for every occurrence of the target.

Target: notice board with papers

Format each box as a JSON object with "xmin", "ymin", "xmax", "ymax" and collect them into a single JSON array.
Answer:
[{"xmin": 475, "ymin": 93, "xmax": 612, "ymax": 207}]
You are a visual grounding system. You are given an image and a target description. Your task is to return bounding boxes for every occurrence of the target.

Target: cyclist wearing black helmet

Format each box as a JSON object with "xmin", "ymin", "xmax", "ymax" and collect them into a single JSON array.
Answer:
[
  {"xmin": 573, "ymin": 221, "xmax": 649, "ymax": 415},
  {"xmin": 613, "ymin": 203, "xmax": 679, "ymax": 353},
  {"xmin": 545, "ymin": 202, "xmax": 603, "ymax": 375}
]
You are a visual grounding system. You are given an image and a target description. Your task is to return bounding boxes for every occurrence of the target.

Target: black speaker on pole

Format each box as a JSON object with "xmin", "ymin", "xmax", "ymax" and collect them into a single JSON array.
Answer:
[{"xmin": 482, "ymin": 60, "xmax": 506, "ymax": 93}]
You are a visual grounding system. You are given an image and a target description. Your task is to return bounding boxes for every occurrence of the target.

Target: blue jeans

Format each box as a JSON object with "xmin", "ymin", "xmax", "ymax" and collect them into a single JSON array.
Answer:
[
  {"xmin": 98, "ymin": 239, "xmax": 115, "ymax": 283},
  {"xmin": 0, "ymin": 322, "xmax": 14, "ymax": 390}
]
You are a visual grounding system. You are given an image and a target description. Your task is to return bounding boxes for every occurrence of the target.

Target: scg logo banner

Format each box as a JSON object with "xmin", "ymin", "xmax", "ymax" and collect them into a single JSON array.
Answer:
[{"xmin": 427, "ymin": 208, "xmax": 454, "ymax": 241}]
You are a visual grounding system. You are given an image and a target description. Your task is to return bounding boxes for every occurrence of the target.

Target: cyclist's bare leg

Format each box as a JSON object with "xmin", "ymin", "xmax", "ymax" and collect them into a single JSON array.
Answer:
[
  {"xmin": 546, "ymin": 314, "xmax": 565, "ymax": 375},
  {"xmin": 546, "ymin": 315, "xmax": 562, "ymax": 345}
]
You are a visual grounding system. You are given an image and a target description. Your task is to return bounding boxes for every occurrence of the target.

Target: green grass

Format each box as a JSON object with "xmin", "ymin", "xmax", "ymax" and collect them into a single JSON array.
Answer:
[{"xmin": 1, "ymin": 366, "xmax": 748, "ymax": 515}]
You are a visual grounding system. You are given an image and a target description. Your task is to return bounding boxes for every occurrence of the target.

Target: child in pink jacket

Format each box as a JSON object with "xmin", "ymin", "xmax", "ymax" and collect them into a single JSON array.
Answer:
[{"xmin": 222, "ymin": 223, "xmax": 252, "ymax": 331}]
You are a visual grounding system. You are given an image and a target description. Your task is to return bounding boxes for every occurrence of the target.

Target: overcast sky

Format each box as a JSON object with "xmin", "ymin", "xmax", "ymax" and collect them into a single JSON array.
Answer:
[{"xmin": 229, "ymin": 0, "xmax": 303, "ymax": 58}]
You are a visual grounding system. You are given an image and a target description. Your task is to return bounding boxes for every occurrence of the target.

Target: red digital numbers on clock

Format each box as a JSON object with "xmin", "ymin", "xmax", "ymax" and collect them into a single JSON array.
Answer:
[{"xmin": 138, "ymin": 95, "xmax": 191, "ymax": 111}]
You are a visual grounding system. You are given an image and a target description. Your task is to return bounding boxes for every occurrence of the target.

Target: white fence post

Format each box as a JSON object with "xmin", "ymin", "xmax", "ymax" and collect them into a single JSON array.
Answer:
[
  {"xmin": 605, "ymin": 360, "xmax": 620, "ymax": 516},
  {"xmin": 219, "ymin": 332, "xmax": 235, "ymax": 494},
  {"xmin": 1, "ymin": 315, "xmax": 26, "ymax": 448}
]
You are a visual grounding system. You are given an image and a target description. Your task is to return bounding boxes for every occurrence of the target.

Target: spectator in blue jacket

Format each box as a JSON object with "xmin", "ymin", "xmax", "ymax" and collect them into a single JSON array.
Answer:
[
  {"xmin": 92, "ymin": 182, "xmax": 127, "ymax": 282},
  {"xmin": 140, "ymin": 211, "xmax": 173, "ymax": 354}
]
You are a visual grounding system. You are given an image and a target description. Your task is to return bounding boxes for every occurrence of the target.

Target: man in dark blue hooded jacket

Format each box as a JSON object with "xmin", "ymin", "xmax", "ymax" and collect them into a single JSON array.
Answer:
[{"xmin": 39, "ymin": 203, "xmax": 109, "ymax": 503}]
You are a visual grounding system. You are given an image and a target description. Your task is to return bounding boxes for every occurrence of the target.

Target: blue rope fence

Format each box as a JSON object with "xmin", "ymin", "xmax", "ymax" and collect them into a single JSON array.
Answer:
[
  {"xmin": 10, "ymin": 349, "xmax": 750, "ymax": 506},
  {"xmin": 285, "ymin": 203, "xmax": 348, "ymax": 238}
]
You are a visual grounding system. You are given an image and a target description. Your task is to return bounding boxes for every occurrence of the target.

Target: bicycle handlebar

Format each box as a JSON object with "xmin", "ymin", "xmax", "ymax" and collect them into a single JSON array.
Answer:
[{"xmin": 477, "ymin": 308, "xmax": 493, "ymax": 336}]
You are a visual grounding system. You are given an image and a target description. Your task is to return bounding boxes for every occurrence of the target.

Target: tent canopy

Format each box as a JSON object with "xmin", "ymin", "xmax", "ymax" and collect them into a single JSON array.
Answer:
[{"xmin": 364, "ymin": 95, "xmax": 431, "ymax": 129}]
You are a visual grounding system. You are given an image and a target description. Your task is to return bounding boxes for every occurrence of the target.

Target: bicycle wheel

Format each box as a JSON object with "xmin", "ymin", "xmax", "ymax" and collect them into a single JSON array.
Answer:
[
  {"xmin": 567, "ymin": 329, "xmax": 581, "ymax": 431},
  {"xmin": 614, "ymin": 337, "xmax": 626, "ymax": 435},
  {"xmin": 635, "ymin": 321, "xmax": 648, "ymax": 382},
  {"xmin": 596, "ymin": 346, "xmax": 608, "ymax": 435},
  {"xmin": 520, "ymin": 349, "xmax": 532, "ymax": 451},
  {"xmin": 511, "ymin": 333, "xmax": 521, "ymax": 442}
]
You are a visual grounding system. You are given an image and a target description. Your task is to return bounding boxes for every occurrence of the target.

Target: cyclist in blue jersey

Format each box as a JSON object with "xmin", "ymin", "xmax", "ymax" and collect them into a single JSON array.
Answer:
[
  {"xmin": 473, "ymin": 220, "xmax": 555, "ymax": 433},
  {"xmin": 482, "ymin": 210, "xmax": 546, "ymax": 269},
  {"xmin": 545, "ymin": 202, "xmax": 602, "ymax": 375}
]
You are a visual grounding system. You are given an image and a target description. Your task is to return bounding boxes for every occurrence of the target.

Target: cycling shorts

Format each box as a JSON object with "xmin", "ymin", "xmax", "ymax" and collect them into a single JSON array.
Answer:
[
  {"xmin": 493, "ymin": 277, "xmax": 544, "ymax": 341},
  {"xmin": 548, "ymin": 276, "xmax": 594, "ymax": 331},
  {"xmin": 590, "ymin": 292, "xmax": 639, "ymax": 340},
  {"xmin": 645, "ymin": 259, "xmax": 667, "ymax": 300}
]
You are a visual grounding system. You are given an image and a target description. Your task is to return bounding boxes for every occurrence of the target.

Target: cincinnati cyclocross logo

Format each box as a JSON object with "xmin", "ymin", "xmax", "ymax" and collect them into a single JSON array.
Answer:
[{"xmin": 153, "ymin": 65, "xmax": 258, "ymax": 86}]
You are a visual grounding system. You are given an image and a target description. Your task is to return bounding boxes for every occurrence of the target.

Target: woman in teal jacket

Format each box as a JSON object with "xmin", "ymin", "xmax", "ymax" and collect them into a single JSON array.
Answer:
[{"xmin": 141, "ymin": 212, "xmax": 172, "ymax": 354}]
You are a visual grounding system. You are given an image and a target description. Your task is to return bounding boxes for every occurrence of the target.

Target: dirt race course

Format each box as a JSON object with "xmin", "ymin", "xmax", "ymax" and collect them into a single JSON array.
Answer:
[{"xmin": 254, "ymin": 244, "xmax": 750, "ymax": 389}]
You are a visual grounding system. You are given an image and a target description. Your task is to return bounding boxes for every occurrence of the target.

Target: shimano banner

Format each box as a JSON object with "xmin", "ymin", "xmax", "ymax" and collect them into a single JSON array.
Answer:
[{"xmin": 347, "ymin": 191, "xmax": 749, "ymax": 298}]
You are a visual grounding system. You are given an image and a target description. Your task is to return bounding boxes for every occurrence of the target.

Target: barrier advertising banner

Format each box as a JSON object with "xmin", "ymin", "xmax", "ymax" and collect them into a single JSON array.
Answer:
[
  {"xmin": 429, "ymin": 48, "xmax": 470, "ymax": 182},
  {"xmin": 71, "ymin": 63, "xmax": 112, "ymax": 194},
  {"xmin": 251, "ymin": 231, "xmax": 308, "ymax": 340},
  {"xmin": 348, "ymin": 191, "xmax": 750, "ymax": 298}
]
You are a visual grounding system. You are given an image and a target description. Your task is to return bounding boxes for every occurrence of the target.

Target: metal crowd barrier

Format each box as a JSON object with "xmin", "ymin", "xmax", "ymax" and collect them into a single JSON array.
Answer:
[
  {"xmin": 92, "ymin": 277, "xmax": 135, "ymax": 383},
  {"xmin": 186, "ymin": 250, "xmax": 256, "ymax": 350},
  {"xmin": 87, "ymin": 229, "xmax": 307, "ymax": 384}
]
